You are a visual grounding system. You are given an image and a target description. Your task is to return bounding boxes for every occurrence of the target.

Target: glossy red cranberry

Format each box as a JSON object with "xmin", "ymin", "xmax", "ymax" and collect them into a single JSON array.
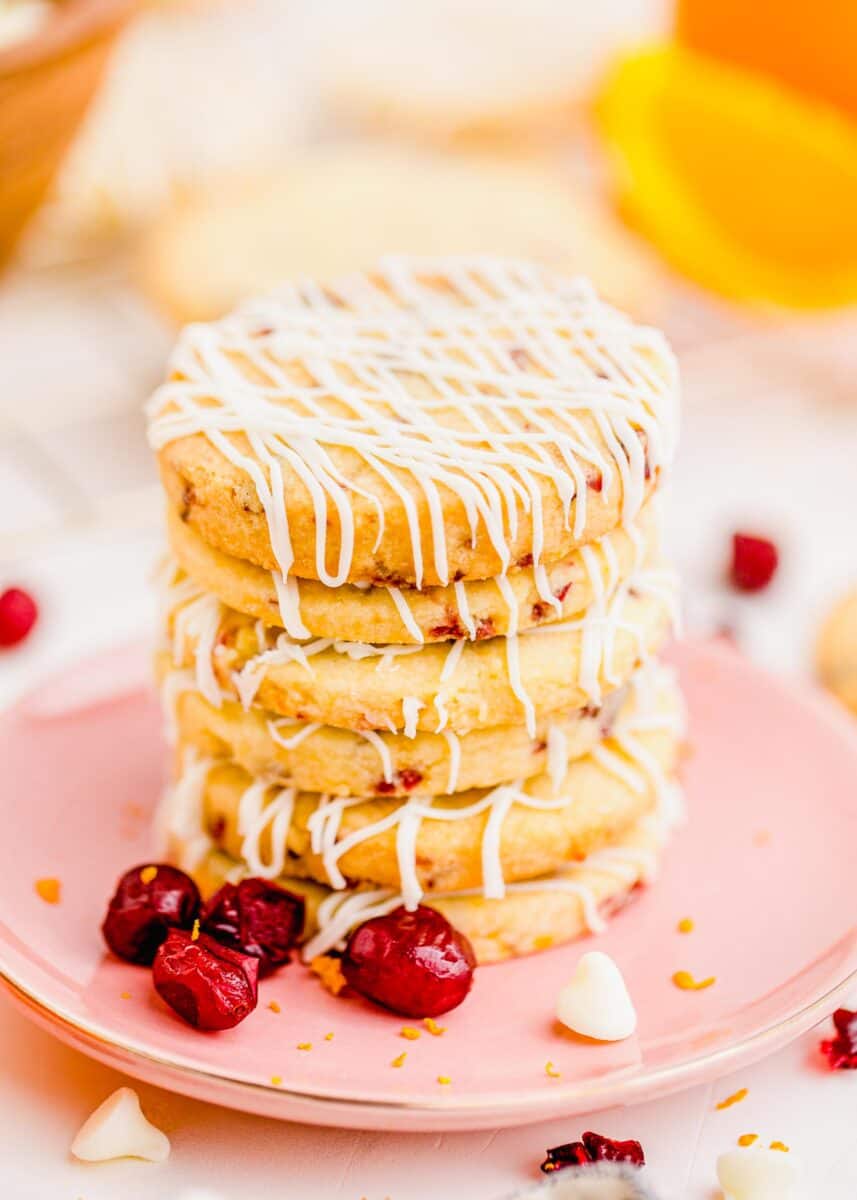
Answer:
[
  {"xmin": 541, "ymin": 1131, "xmax": 645, "ymax": 1173},
  {"xmin": 342, "ymin": 905, "xmax": 475, "ymax": 1018},
  {"xmin": 820, "ymin": 1007, "xmax": 857, "ymax": 1070},
  {"xmin": 153, "ymin": 929, "xmax": 258, "ymax": 1030},
  {"xmin": 730, "ymin": 533, "xmax": 779, "ymax": 592},
  {"xmin": 102, "ymin": 864, "xmax": 200, "ymax": 965},
  {"xmin": 200, "ymin": 878, "xmax": 304, "ymax": 976},
  {"xmin": 0, "ymin": 587, "xmax": 38, "ymax": 648}
]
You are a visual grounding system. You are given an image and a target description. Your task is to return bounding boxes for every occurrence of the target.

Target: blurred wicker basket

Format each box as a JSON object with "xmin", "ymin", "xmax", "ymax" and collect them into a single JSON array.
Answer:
[{"xmin": 0, "ymin": 0, "xmax": 138, "ymax": 267}]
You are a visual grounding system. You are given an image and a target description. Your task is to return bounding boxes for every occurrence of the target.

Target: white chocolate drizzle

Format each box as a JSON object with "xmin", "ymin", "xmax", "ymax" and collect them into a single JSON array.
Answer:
[
  {"xmin": 165, "ymin": 661, "xmax": 684, "ymax": 920},
  {"xmin": 146, "ymin": 257, "xmax": 679, "ymax": 591}
]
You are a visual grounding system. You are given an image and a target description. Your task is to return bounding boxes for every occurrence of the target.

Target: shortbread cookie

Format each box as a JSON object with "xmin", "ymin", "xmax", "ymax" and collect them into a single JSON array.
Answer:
[
  {"xmin": 158, "ymin": 653, "xmax": 631, "ymax": 797},
  {"xmin": 140, "ymin": 145, "xmax": 663, "ymax": 324},
  {"xmin": 164, "ymin": 564, "xmax": 677, "ymax": 735},
  {"xmin": 317, "ymin": 1, "xmax": 651, "ymax": 151},
  {"xmin": 165, "ymin": 495, "xmax": 660, "ymax": 642},
  {"xmin": 147, "ymin": 257, "xmax": 678, "ymax": 588},
  {"xmin": 161, "ymin": 666, "xmax": 683, "ymax": 901},
  {"xmin": 816, "ymin": 586, "xmax": 857, "ymax": 714},
  {"xmin": 182, "ymin": 813, "xmax": 668, "ymax": 965}
]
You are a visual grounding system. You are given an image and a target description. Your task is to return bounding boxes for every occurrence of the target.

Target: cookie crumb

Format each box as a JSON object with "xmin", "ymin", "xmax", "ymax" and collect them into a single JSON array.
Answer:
[
  {"xmin": 400, "ymin": 1026, "xmax": 421, "ymax": 1041},
  {"xmin": 310, "ymin": 954, "xmax": 347, "ymax": 996},
  {"xmin": 737, "ymin": 1133, "xmax": 758, "ymax": 1146},
  {"xmin": 35, "ymin": 877, "xmax": 61, "ymax": 904},
  {"xmin": 391, "ymin": 1052, "xmax": 407, "ymax": 1068},
  {"xmin": 423, "ymin": 1017, "xmax": 445, "ymax": 1036},
  {"xmin": 770, "ymin": 1141, "xmax": 789, "ymax": 1152},
  {"xmin": 716, "ymin": 1087, "xmax": 748, "ymax": 1110}
]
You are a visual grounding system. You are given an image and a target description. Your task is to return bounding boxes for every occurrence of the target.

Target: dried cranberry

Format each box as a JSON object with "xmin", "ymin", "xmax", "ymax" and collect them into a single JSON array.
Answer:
[
  {"xmin": 153, "ymin": 928, "xmax": 258, "ymax": 1030},
  {"xmin": 0, "ymin": 587, "xmax": 38, "ymax": 648},
  {"xmin": 398, "ymin": 768, "xmax": 423, "ymax": 791},
  {"xmin": 102, "ymin": 864, "xmax": 200, "ymax": 965},
  {"xmin": 730, "ymin": 533, "xmax": 779, "ymax": 592},
  {"xmin": 342, "ymin": 905, "xmax": 475, "ymax": 1018},
  {"xmin": 821, "ymin": 1008, "xmax": 857, "ymax": 1070},
  {"xmin": 200, "ymin": 878, "xmax": 304, "ymax": 976},
  {"xmin": 541, "ymin": 1131, "xmax": 645, "ymax": 1173}
]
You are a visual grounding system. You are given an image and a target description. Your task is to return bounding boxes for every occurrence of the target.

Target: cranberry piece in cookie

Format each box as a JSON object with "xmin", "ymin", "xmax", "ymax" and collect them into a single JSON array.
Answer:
[
  {"xmin": 102, "ymin": 864, "xmax": 200, "ymax": 965},
  {"xmin": 342, "ymin": 905, "xmax": 475, "ymax": 1018},
  {"xmin": 730, "ymin": 533, "xmax": 779, "ymax": 592},
  {"xmin": 200, "ymin": 878, "xmax": 304, "ymax": 976},
  {"xmin": 541, "ymin": 1131, "xmax": 645, "ymax": 1173},
  {"xmin": 0, "ymin": 587, "xmax": 38, "ymax": 647},
  {"xmin": 153, "ymin": 928, "xmax": 258, "ymax": 1030}
]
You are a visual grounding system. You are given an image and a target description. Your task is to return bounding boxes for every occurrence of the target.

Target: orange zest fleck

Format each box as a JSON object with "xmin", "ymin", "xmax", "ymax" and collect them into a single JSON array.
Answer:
[
  {"xmin": 738, "ymin": 1133, "xmax": 758, "ymax": 1146},
  {"xmin": 324, "ymin": 1031, "xmax": 334, "ymax": 1041},
  {"xmin": 267, "ymin": 1000, "xmax": 281, "ymax": 1014},
  {"xmin": 677, "ymin": 917, "xmax": 695, "ymax": 934},
  {"xmin": 545, "ymin": 1061, "xmax": 561, "ymax": 1078},
  {"xmin": 296, "ymin": 1042, "xmax": 312, "ymax": 1051},
  {"xmin": 270, "ymin": 1075, "xmax": 282, "ymax": 1086},
  {"xmin": 423, "ymin": 1017, "xmax": 445, "ymax": 1036},
  {"xmin": 190, "ymin": 918, "xmax": 200, "ymax": 942},
  {"xmin": 35, "ymin": 877, "xmax": 61, "ymax": 905},
  {"xmin": 673, "ymin": 969, "xmax": 716, "ymax": 991},
  {"xmin": 437, "ymin": 1075, "xmax": 451, "ymax": 1085},
  {"xmin": 391, "ymin": 1052, "xmax": 407, "ymax": 1068},
  {"xmin": 770, "ymin": 1141, "xmax": 789, "ymax": 1152},
  {"xmin": 139, "ymin": 866, "xmax": 158, "ymax": 885},
  {"xmin": 120, "ymin": 991, "xmax": 131, "ymax": 1001},
  {"xmin": 716, "ymin": 1087, "xmax": 749, "ymax": 1110},
  {"xmin": 400, "ymin": 1026, "xmax": 421, "ymax": 1041},
  {"xmin": 309, "ymin": 954, "xmax": 347, "ymax": 996}
]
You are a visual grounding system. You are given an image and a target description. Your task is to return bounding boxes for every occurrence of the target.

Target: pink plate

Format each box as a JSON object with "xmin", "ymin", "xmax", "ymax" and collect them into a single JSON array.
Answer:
[{"xmin": 0, "ymin": 638, "xmax": 855, "ymax": 1131}]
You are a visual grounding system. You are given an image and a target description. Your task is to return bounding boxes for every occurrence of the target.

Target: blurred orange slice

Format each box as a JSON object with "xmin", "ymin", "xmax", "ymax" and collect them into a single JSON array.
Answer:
[{"xmin": 596, "ymin": 46, "xmax": 857, "ymax": 307}]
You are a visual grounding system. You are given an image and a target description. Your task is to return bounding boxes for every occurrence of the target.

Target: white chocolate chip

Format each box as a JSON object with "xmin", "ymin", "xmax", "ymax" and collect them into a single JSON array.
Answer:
[
  {"xmin": 717, "ymin": 1147, "xmax": 798, "ymax": 1200},
  {"xmin": 71, "ymin": 1087, "xmax": 170, "ymax": 1163},
  {"xmin": 556, "ymin": 951, "xmax": 637, "ymax": 1042}
]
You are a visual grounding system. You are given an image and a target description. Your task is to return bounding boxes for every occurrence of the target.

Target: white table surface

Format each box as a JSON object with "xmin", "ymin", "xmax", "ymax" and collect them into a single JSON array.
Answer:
[{"xmin": 2, "ymin": 321, "xmax": 857, "ymax": 1199}]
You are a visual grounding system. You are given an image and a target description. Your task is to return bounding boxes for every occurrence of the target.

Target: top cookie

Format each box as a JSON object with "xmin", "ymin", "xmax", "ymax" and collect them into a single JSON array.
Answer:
[{"xmin": 147, "ymin": 257, "xmax": 679, "ymax": 588}]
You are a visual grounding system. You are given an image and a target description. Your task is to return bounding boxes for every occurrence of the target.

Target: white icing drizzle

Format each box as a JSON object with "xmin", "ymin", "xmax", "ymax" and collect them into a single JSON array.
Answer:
[
  {"xmin": 453, "ymin": 579, "xmax": 477, "ymax": 639},
  {"xmin": 495, "ymin": 574, "xmax": 536, "ymax": 736},
  {"xmin": 386, "ymin": 586, "xmax": 425, "ymax": 643},
  {"xmin": 442, "ymin": 729, "xmax": 462, "ymax": 794},
  {"xmin": 171, "ymin": 592, "xmax": 223, "ymax": 708},
  {"xmin": 272, "ymin": 571, "xmax": 311, "ymax": 640},
  {"xmin": 356, "ymin": 729, "xmax": 394, "ymax": 784},
  {"xmin": 164, "ymin": 748, "xmax": 215, "ymax": 870},
  {"xmin": 237, "ymin": 779, "xmax": 295, "ymax": 878},
  {"xmin": 402, "ymin": 696, "xmax": 424, "ymax": 739},
  {"xmin": 146, "ymin": 257, "xmax": 678, "ymax": 590},
  {"xmin": 267, "ymin": 715, "xmax": 321, "ymax": 750},
  {"xmin": 546, "ymin": 724, "xmax": 569, "ymax": 798}
]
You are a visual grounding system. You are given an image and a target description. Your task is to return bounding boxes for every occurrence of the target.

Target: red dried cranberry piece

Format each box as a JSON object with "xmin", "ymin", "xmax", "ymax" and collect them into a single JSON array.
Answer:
[
  {"xmin": 0, "ymin": 587, "xmax": 38, "ymax": 648},
  {"xmin": 581, "ymin": 1131, "xmax": 645, "ymax": 1166},
  {"xmin": 398, "ymin": 768, "xmax": 423, "ymax": 791},
  {"xmin": 342, "ymin": 905, "xmax": 475, "ymax": 1018},
  {"xmin": 153, "ymin": 928, "xmax": 258, "ymax": 1030},
  {"xmin": 102, "ymin": 864, "xmax": 200, "ymax": 965},
  {"xmin": 540, "ymin": 1142, "xmax": 591, "ymax": 1172},
  {"xmin": 541, "ymin": 1131, "xmax": 645, "ymax": 1173},
  {"xmin": 820, "ymin": 1007, "xmax": 857, "ymax": 1070},
  {"xmin": 730, "ymin": 533, "xmax": 779, "ymax": 592},
  {"xmin": 200, "ymin": 878, "xmax": 304, "ymax": 976}
]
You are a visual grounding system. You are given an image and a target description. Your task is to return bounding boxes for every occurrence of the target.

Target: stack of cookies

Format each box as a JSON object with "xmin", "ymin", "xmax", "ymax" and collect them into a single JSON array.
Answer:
[{"xmin": 146, "ymin": 256, "xmax": 684, "ymax": 965}]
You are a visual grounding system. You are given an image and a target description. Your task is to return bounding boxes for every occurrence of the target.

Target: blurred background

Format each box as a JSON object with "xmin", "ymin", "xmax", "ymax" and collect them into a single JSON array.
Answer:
[{"xmin": 1, "ymin": 0, "xmax": 857, "ymax": 706}]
